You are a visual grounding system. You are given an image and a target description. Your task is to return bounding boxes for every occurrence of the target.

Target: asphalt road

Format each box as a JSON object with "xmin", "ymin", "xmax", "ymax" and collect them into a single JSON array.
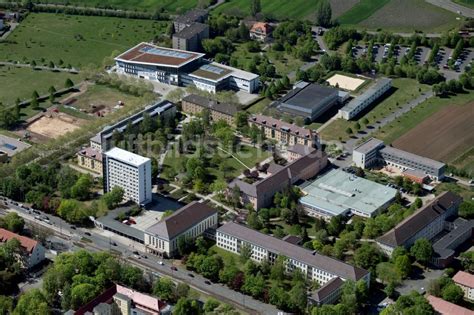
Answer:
[
  {"xmin": 0, "ymin": 199, "xmax": 280, "ymax": 315},
  {"xmin": 426, "ymin": 0, "xmax": 474, "ymax": 18}
]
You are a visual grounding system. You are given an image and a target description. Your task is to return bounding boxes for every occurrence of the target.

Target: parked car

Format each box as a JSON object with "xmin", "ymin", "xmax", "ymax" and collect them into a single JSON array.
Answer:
[
  {"xmin": 171, "ymin": 266, "xmax": 178, "ymax": 271},
  {"xmin": 158, "ymin": 261, "xmax": 164, "ymax": 265},
  {"xmin": 85, "ymin": 232, "xmax": 92, "ymax": 236}
]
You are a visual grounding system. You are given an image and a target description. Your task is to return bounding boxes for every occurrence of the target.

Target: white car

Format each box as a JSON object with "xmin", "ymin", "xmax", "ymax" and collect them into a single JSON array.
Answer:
[{"xmin": 158, "ymin": 261, "xmax": 164, "ymax": 265}]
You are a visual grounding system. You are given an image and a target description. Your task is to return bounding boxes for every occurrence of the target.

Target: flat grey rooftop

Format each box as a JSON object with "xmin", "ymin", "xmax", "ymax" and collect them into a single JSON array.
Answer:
[
  {"xmin": 0, "ymin": 135, "xmax": 31, "ymax": 156},
  {"xmin": 353, "ymin": 137, "xmax": 384, "ymax": 154},
  {"xmin": 381, "ymin": 146, "xmax": 445, "ymax": 170},
  {"xmin": 279, "ymin": 83, "xmax": 338, "ymax": 110}
]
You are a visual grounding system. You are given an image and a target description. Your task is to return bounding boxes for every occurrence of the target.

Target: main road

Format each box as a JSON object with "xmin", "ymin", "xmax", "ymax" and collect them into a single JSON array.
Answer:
[{"xmin": 0, "ymin": 199, "xmax": 280, "ymax": 315}]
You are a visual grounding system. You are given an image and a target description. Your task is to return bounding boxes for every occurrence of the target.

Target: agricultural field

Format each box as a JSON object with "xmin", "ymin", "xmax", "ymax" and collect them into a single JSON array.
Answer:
[
  {"xmin": 356, "ymin": 0, "xmax": 464, "ymax": 32},
  {"xmin": 0, "ymin": 13, "xmax": 169, "ymax": 68},
  {"xmin": 15, "ymin": 0, "xmax": 198, "ymax": 13},
  {"xmin": 337, "ymin": 0, "xmax": 390, "ymax": 25},
  {"xmin": 329, "ymin": 0, "xmax": 359, "ymax": 18},
  {"xmin": 0, "ymin": 65, "xmax": 84, "ymax": 106},
  {"xmin": 213, "ymin": 0, "xmax": 320, "ymax": 20},
  {"xmin": 319, "ymin": 78, "xmax": 429, "ymax": 141},
  {"xmin": 373, "ymin": 91, "xmax": 474, "ymax": 175}
]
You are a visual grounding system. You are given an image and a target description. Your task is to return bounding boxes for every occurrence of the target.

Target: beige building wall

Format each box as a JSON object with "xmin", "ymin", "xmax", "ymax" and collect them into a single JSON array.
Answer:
[{"xmin": 77, "ymin": 155, "xmax": 103, "ymax": 174}]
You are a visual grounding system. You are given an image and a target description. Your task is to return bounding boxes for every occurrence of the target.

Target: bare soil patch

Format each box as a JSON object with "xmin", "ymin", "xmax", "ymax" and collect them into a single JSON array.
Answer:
[
  {"xmin": 27, "ymin": 113, "xmax": 86, "ymax": 139},
  {"xmin": 392, "ymin": 102, "xmax": 474, "ymax": 163}
]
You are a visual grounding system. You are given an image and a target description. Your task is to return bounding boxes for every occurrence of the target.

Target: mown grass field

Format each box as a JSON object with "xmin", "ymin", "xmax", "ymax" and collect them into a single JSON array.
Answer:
[
  {"xmin": 337, "ymin": 0, "xmax": 390, "ymax": 25},
  {"xmin": 356, "ymin": 0, "xmax": 463, "ymax": 32},
  {"xmin": 18, "ymin": 0, "xmax": 198, "ymax": 12},
  {"xmin": 0, "ymin": 13, "xmax": 169, "ymax": 68},
  {"xmin": 0, "ymin": 65, "xmax": 84, "ymax": 106},
  {"xmin": 213, "ymin": 0, "xmax": 321, "ymax": 20},
  {"xmin": 320, "ymin": 78, "xmax": 429, "ymax": 142}
]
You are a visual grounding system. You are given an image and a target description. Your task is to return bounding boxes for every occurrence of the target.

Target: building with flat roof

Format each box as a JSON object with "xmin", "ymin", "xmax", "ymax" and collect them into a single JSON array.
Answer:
[
  {"xmin": 115, "ymin": 43, "xmax": 259, "ymax": 93},
  {"xmin": 216, "ymin": 222, "xmax": 370, "ymax": 305},
  {"xmin": 376, "ymin": 191, "xmax": 463, "ymax": 256},
  {"xmin": 96, "ymin": 100, "xmax": 176, "ymax": 152},
  {"xmin": 338, "ymin": 78, "xmax": 392, "ymax": 120},
  {"xmin": 249, "ymin": 114, "xmax": 319, "ymax": 148},
  {"xmin": 229, "ymin": 148, "xmax": 328, "ymax": 210},
  {"xmin": 273, "ymin": 82, "xmax": 339, "ymax": 122},
  {"xmin": 145, "ymin": 201, "xmax": 218, "ymax": 257},
  {"xmin": 352, "ymin": 137, "xmax": 446, "ymax": 180},
  {"xmin": 300, "ymin": 169, "xmax": 397, "ymax": 219},
  {"xmin": 104, "ymin": 147, "xmax": 152, "ymax": 205},
  {"xmin": 0, "ymin": 228, "xmax": 45, "ymax": 268},
  {"xmin": 188, "ymin": 62, "xmax": 260, "ymax": 93},
  {"xmin": 427, "ymin": 295, "xmax": 474, "ymax": 315},
  {"xmin": 453, "ymin": 270, "xmax": 474, "ymax": 301},
  {"xmin": 182, "ymin": 94, "xmax": 238, "ymax": 126},
  {"xmin": 172, "ymin": 22, "xmax": 209, "ymax": 52}
]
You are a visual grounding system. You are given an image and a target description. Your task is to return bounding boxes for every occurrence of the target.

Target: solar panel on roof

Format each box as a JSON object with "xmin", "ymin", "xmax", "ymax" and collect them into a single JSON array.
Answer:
[
  {"xmin": 201, "ymin": 64, "xmax": 225, "ymax": 74},
  {"xmin": 139, "ymin": 46, "xmax": 192, "ymax": 59}
]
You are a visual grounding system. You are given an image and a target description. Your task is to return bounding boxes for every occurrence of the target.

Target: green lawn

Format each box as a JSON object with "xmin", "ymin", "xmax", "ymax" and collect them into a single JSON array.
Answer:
[
  {"xmin": 356, "ymin": 0, "xmax": 464, "ymax": 32},
  {"xmin": 162, "ymin": 143, "xmax": 271, "ymax": 183},
  {"xmin": 320, "ymin": 78, "xmax": 429, "ymax": 142},
  {"xmin": 0, "ymin": 13, "xmax": 169, "ymax": 68},
  {"xmin": 14, "ymin": 0, "xmax": 198, "ymax": 13},
  {"xmin": 246, "ymin": 97, "xmax": 271, "ymax": 114},
  {"xmin": 453, "ymin": 0, "xmax": 474, "ymax": 9},
  {"xmin": 213, "ymin": 0, "xmax": 321, "ymax": 20},
  {"xmin": 337, "ymin": 0, "xmax": 390, "ymax": 25},
  {"xmin": 0, "ymin": 65, "xmax": 84, "ymax": 106}
]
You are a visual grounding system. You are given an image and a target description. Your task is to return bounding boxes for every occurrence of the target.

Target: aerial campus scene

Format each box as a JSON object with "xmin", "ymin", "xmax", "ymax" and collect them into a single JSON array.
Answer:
[{"xmin": 0, "ymin": 0, "xmax": 474, "ymax": 315}]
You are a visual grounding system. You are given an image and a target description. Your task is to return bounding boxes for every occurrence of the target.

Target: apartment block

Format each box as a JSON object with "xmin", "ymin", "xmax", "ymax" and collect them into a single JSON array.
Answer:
[
  {"xmin": 216, "ymin": 222, "xmax": 370, "ymax": 305},
  {"xmin": 104, "ymin": 147, "xmax": 152, "ymax": 205},
  {"xmin": 144, "ymin": 201, "xmax": 218, "ymax": 258},
  {"xmin": 182, "ymin": 94, "xmax": 237, "ymax": 126},
  {"xmin": 249, "ymin": 114, "xmax": 319, "ymax": 148}
]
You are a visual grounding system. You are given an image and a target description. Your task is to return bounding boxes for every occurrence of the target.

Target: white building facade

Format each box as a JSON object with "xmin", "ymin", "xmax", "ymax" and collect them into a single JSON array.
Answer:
[{"xmin": 104, "ymin": 147, "xmax": 152, "ymax": 205}]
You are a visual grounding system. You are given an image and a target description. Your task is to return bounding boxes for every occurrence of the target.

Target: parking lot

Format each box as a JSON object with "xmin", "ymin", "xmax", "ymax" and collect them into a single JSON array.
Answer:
[
  {"xmin": 350, "ymin": 42, "xmax": 472, "ymax": 81},
  {"xmin": 0, "ymin": 134, "xmax": 31, "ymax": 156}
]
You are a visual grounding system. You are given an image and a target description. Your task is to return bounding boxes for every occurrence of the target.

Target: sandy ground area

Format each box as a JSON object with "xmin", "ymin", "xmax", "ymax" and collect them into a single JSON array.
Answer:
[
  {"xmin": 27, "ymin": 114, "xmax": 85, "ymax": 139},
  {"xmin": 327, "ymin": 74, "xmax": 366, "ymax": 91}
]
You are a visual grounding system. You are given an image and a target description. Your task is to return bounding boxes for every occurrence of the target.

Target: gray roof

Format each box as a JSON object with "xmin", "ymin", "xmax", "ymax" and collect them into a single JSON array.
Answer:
[
  {"xmin": 249, "ymin": 114, "xmax": 314, "ymax": 138},
  {"xmin": 341, "ymin": 78, "xmax": 392, "ymax": 113},
  {"xmin": 377, "ymin": 191, "xmax": 463, "ymax": 248},
  {"xmin": 182, "ymin": 94, "xmax": 238, "ymax": 116},
  {"xmin": 353, "ymin": 137, "xmax": 384, "ymax": 154},
  {"xmin": 277, "ymin": 83, "xmax": 338, "ymax": 111},
  {"xmin": 287, "ymin": 143, "xmax": 314, "ymax": 157},
  {"xmin": 218, "ymin": 222, "xmax": 369, "ymax": 281},
  {"xmin": 229, "ymin": 148, "xmax": 326, "ymax": 198},
  {"xmin": 311, "ymin": 277, "xmax": 344, "ymax": 302},
  {"xmin": 145, "ymin": 201, "xmax": 217, "ymax": 240},
  {"xmin": 433, "ymin": 218, "xmax": 474, "ymax": 260},
  {"xmin": 175, "ymin": 8, "xmax": 208, "ymax": 24},
  {"xmin": 174, "ymin": 22, "xmax": 208, "ymax": 39},
  {"xmin": 96, "ymin": 209, "xmax": 144, "ymax": 241},
  {"xmin": 380, "ymin": 146, "xmax": 445, "ymax": 170}
]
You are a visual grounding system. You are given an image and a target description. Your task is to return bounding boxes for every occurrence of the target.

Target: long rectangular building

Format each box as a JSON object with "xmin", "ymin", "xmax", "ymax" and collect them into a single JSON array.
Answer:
[
  {"xmin": 376, "ymin": 191, "xmax": 462, "ymax": 256},
  {"xmin": 216, "ymin": 222, "xmax": 370, "ymax": 304},
  {"xmin": 249, "ymin": 114, "xmax": 319, "ymax": 148},
  {"xmin": 338, "ymin": 78, "xmax": 392, "ymax": 120},
  {"xmin": 352, "ymin": 137, "xmax": 446, "ymax": 180},
  {"xmin": 182, "ymin": 94, "xmax": 238, "ymax": 126},
  {"xmin": 115, "ymin": 42, "xmax": 259, "ymax": 93}
]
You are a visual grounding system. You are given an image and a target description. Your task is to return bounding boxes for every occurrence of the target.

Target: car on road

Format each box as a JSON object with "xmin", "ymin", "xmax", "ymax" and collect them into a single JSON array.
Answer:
[
  {"xmin": 132, "ymin": 251, "xmax": 140, "ymax": 255},
  {"xmin": 70, "ymin": 226, "xmax": 76, "ymax": 230},
  {"xmin": 84, "ymin": 232, "xmax": 91, "ymax": 236},
  {"xmin": 110, "ymin": 241, "xmax": 117, "ymax": 246},
  {"xmin": 188, "ymin": 273, "xmax": 194, "ymax": 278},
  {"xmin": 171, "ymin": 266, "xmax": 178, "ymax": 271},
  {"xmin": 158, "ymin": 261, "xmax": 164, "ymax": 265},
  {"xmin": 204, "ymin": 280, "xmax": 211, "ymax": 285}
]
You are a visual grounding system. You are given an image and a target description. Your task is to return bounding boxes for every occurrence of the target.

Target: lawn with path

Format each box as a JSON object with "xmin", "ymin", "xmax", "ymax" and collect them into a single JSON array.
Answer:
[
  {"xmin": 319, "ymin": 78, "xmax": 429, "ymax": 142},
  {"xmin": 0, "ymin": 13, "xmax": 169, "ymax": 68}
]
